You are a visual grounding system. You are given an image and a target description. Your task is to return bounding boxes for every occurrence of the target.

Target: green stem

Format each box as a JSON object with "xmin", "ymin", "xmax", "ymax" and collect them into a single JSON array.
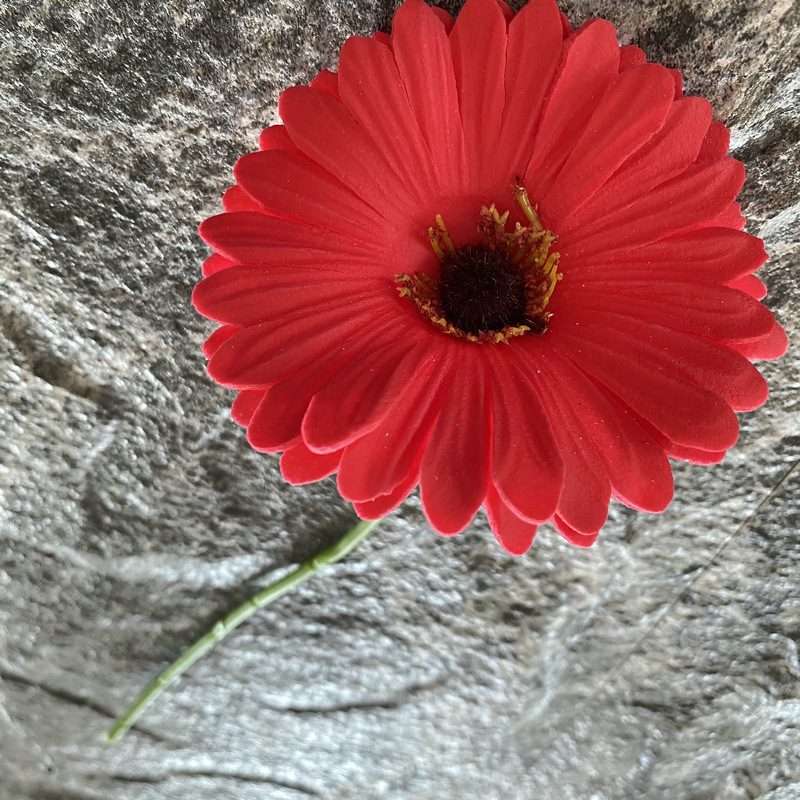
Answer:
[{"xmin": 106, "ymin": 516, "xmax": 383, "ymax": 743}]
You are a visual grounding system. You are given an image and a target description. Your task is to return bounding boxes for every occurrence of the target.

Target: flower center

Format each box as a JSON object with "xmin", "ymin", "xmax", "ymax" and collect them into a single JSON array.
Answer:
[
  {"xmin": 396, "ymin": 184, "xmax": 561, "ymax": 344},
  {"xmin": 438, "ymin": 244, "xmax": 527, "ymax": 334}
]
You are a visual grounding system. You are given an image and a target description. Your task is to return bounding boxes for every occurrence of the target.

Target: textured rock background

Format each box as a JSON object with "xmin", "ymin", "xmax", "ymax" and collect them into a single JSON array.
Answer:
[{"xmin": 1, "ymin": 0, "xmax": 798, "ymax": 797}]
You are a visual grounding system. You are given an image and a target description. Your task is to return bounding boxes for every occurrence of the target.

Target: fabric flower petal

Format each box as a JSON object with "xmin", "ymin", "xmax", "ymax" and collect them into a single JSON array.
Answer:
[
  {"xmin": 309, "ymin": 69, "xmax": 339, "ymax": 99},
  {"xmin": 485, "ymin": 486, "xmax": 538, "ymax": 556},
  {"xmin": 202, "ymin": 324, "xmax": 240, "ymax": 358},
  {"xmin": 487, "ymin": 349, "xmax": 563, "ymax": 523},
  {"xmin": 392, "ymin": 0, "xmax": 466, "ymax": 192},
  {"xmin": 564, "ymin": 158, "xmax": 745, "ymax": 257},
  {"xmin": 246, "ymin": 340, "xmax": 381, "ymax": 452},
  {"xmin": 222, "ymin": 186, "xmax": 264, "ymax": 214},
  {"xmin": 193, "ymin": 265, "xmax": 383, "ymax": 326},
  {"xmin": 730, "ymin": 322, "xmax": 788, "ymax": 361},
  {"xmin": 259, "ymin": 124, "xmax": 299, "ymax": 153},
  {"xmin": 280, "ymin": 444, "xmax": 341, "ymax": 485},
  {"xmin": 207, "ymin": 298, "xmax": 389, "ymax": 388},
  {"xmin": 557, "ymin": 306, "xmax": 768, "ymax": 412},
  {"xmin": 420, "ymin": 351, "xmax": 491, "ymax": 534},
  {"xmin": 541, "ymin": 64, "xmax": 676, "ymax": 224},
  {"xmin": 202, "ymin": 253, "xmax": 234, "ymax": 277},
  {"xmin": 234, "ymin": 150, "xmax": 388, "ymax": 241},
  {"xmin": 561, "ymin": 96, "xmax": 713, "ymax": 234},
  {"xmin": 727, "ymin": 274, "xmax": 767, "ymax": 300},
  {"xmin": 449, "ymin": 0, "xmax": 508, "ymax": 188},
  {"xmin": 493, "ymin": 0, "xmax": 563, "ymax": 180},
  {"xmin": 279, "ymin": 86, "xmax": 406, "ymax": 217},
  {"xmin": 567, "ymin": 227, "xmax": 766, "ymax": 285},
  {"xmin": 338, "ymin": 351, "xmax": 449, "ymax": 502},
  {"xmin": 353, "ymin": 469, "xmax": 421, "ymax": 520},
  {"xmin": 520, "ymin": 355, "xmax": 611, "ymax": 534},
  {"xmin": 523, "ymin": 19, "xmax": 621, "ymax": 199},
  {"xmin": 231, "ymin": 389, "xmax": 264, "ymax": 427},
  {"xmin": 303, "ymin": 337, "xmax": 436, "ymax": 453},
  {"xmin": 697, "ymin": 121, "xmax": 730, "ymax": 162},
  {"xmin": 556, "ymin": 321, "xmax": 740, "ymax": 451},
  {"xmin": 554, "ymin": 516, "xmax": 599, "ymax": 548},
  {"xmin": 541, "ymin": 351, "xmax": 674, "ymax": 513},
  {"xmin": 557, "ymin": 280, "xmax": 775, "ymax": 344},
  {"xmin": 337, "ymin": 35, "xmax": 439, "ymax": 205},
  {"xmin": 199, "ymin": 212, "xmax": 381, "ymax": 275}
]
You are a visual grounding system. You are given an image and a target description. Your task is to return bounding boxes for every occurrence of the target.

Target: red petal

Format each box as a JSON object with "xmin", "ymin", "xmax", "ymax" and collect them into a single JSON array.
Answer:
[
  {"xmin": 449, "ymin": 0, "xmax": 508, "ymax": 188},
  {"xmin": 487, "ymin": 348, "xmax": 563, "ymax": 523},
  {"xmin": 233, "ymin": 150, "xmax": 386, "ymax": 241},
  {"xmin": 664, "ymin": 441, "xmax": 727, "ymax": 465},
  {"xmin": 338, "ymin": 349, "xmax": 449, "ymax": 502},
  {"xmin": 618, "ymin": 45, "xmax": 646, "ymax": 70},
  {"xmin": 558, "ymin": 280, "xmax": 775, "ymax": 344},
  {"xmin": 554, "ymin": 516, "xmax": 599, "ymax": 548},
  {"xmin": 202, "ymin": 253, "xmax": 234, "ymax": 277},
  {"xmin": 730, "ymin": 322, "xmax": 788, "ymax": 361},
  {"xmin": 222, "ymin": 186, "xmax": 264, "ymax": 213},
  {"xmin": 542, "ymin": 351, "xmax": 674, "ymax": 512},
  {"xmin": 430, "ymin": 6, "xmax": 453, "ymax": 31},
  {"xmin": 193, "ymin": 265, "xmax": 381, "ymax": 326},
  {"xmin": 199, "ymin": 212, "xmax": 380, "ymax": 275},
  {"xmin": 392, "ymin": 0, "xmax": 466, "ymax": 192},
  {"xmin": 278, "ymin": 86, "xmax": 405, "ymax": 217},
  {"xmin": 353, "ymin": 469, "xmax": 420, "ymax": 520},
  {"xmin": 420, "ymin": 350, "xmax": 490, "ymax": 535},
  {"xmin": 556, "ymin": 322, "xmax": 740, "ymax": 450},
  {"xmin": 523, "ymin": 19, "xmax": 621, "ymax": 200},
  {"xmin": 593, "ymin": 227, "xmax": 767, "ymax": 283},
  {"xmin": 541, "ymin": 64, "xmax": 676, "ymax": 224},
  {"xmin": 337, "ymin": 36, "xmax": 438, "ymax": 204},
  {"xmin": 701, "ymin": 201, "xmax": 746, "ymax": 231},
  {"xmin": 246, "ymin": 342, "xmax": 372, "ymax": 452},
  {"xmin": 302, "ymin": 338, "xmax": 436, "ymax": 453},
  {"xmin": 523, "ymin": 354, "xmax": 611, "ymax": 534},
  {"xmin": 559, "ymin": 306, "xmax": 769, "ymax": 411},
  {"xmin": 669, "ymin": 69, "xmax": 683, "ymax": 99},
  {"xmin": 485, "ymin": 486, "xmax": 538, "ymax": 556},
  {"xmin": 728, "ymin": 274, "xmax": 767, "ymax": 300},
  {"xmin": 280, "ymin": 444, "xmax": 341, "ymax": 485},
  {"xmin": 697, "ymin": 122, "xmax": 730, "ymax": 162},
  {"xmin": 561, "ymin": 97, "xmax": 713, "ymax": 234},
  {"xmin": 207, "ymin": 301, "xmax": 387, "ymax": 388},
  {"xmin": 493, "ymin": 0, "xmax": 563, "ymax": 179},
  {"xmin": 258, "ymin": 125, "xmax": 299, "ymax": 153},
  {"xmin": 496, "ymin": 0, "xmax": 514, "ymax": 22},
  {"xmin": 231, "ymin": 389, "xmax": 264, "ymax": 427},
  {"xmin": 202, "ymin": 324, "xmax": 240, "ymax": 358},
  {"xmin": 565, "ymin": 158, "xmax": 746, "ymax": 257},
  {"xmin": 309, "ymin": 69, "xmax": 339, "ymax": 100}
]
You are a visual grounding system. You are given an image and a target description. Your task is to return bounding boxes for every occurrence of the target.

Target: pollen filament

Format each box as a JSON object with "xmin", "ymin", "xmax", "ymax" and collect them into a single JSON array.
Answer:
[{"xmin": 397, "ymin": 183, "xmax": 561, "ymax": 344}]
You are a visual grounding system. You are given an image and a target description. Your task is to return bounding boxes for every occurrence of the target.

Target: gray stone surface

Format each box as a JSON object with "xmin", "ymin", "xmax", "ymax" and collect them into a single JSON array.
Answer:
[{"xmin": 1, "ymin": 0, "xmax": 798, "ymax": 797}]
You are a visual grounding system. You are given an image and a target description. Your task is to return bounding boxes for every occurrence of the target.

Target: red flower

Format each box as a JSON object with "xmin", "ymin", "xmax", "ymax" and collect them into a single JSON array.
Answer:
[{"xmin": 193, "ymin": 0, "xmax": 786, "ymax": 555}]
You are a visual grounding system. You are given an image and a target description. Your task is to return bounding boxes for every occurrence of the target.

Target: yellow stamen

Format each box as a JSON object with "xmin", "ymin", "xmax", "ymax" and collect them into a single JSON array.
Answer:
[
  {"xmin": 427, "ymin": 227, "xmax": 444, "ymax": 260},
  {"xmin": 512, "ymin": 182, "xmax": 543, "ymax": 231},
  {"xmin": 435, "ymin": 214, "xmax": 455, "ymax": 253},
  {"xmin": 540, "ymin": 272, "xmax": 561, "ymax": 307}
]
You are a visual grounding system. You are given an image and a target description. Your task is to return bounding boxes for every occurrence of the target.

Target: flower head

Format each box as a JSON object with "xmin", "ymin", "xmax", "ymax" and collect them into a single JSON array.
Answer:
[{"xmin": 194, "ymin": 0, "xmax": 786, "ymax": 554}]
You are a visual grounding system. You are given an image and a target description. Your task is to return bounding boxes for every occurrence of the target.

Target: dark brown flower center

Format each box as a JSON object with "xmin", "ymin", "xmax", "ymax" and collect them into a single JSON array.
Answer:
[
  {"xmin": 438, "ymin": 244, "xmax": 527, "ymax": 334},
  {"xmin": 396, "ymin": 184, "xmax": 560, "ymax": 344}
]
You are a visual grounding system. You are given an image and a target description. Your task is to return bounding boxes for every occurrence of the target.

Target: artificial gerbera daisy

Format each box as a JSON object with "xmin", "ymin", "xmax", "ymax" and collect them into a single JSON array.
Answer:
[{"xmin": 193, "ymin": 0, "xmax": 785, "ymax": 555}]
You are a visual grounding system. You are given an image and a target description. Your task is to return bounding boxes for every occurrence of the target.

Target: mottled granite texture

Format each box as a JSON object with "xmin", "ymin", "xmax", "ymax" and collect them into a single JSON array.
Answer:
[{"xmin": 1, "ymin": 0, "xmax": 798, "ymax": 798}]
